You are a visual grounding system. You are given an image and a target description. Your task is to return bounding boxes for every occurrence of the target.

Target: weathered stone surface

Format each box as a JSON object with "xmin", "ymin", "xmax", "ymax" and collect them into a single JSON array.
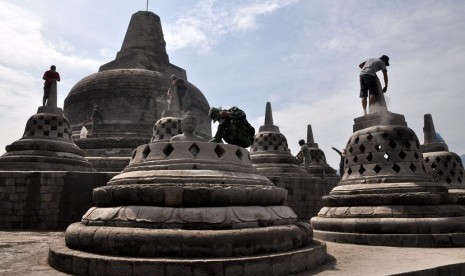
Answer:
[
  {"xmin": 250, "ymin": 103, "xmax": 338, "ymax": 221},
  {"xmin": 311, "ymin": 111, "xmax": 465, "ymax": 247}
]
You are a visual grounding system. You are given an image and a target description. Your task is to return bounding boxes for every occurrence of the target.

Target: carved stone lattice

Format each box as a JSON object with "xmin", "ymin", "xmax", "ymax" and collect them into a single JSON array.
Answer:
[{"xmin": 311, "ymin": 111, "xmax": 465, "ymax": 247}]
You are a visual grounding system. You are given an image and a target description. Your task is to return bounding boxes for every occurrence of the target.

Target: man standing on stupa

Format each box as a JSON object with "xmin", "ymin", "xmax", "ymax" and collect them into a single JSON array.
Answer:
[
  {"xmin": 359, "ymin": 55, "xmax": 389, "ymax": 115},
  {"xmin": 42, "ymin": 65, "xmax": 60, "ymax": 106}
]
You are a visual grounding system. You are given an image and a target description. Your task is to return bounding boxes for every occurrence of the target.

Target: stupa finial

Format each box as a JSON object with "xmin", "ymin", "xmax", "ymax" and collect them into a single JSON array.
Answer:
[
  {"xmin": 259, "ymin": 102, "xmax": 279, "ymax": 132},
  {"xmin": 423, "ymin": 114, "xmax": 437, "ymax": 144}
]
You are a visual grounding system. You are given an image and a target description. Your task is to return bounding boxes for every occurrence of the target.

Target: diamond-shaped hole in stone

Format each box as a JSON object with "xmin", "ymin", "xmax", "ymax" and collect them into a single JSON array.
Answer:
[
  {"xmin": 392, "ymin": 163, "xmax": 401, "ymax": 173},
  {"xmin": 142, "ymin": 145, "xmax": 151, "ymax": 159},
  {"xmin": 431, "ymin": 163, "xmax": 437, "ymax": 169},
  {"xmin": 236, "ymin": 148, "xmax": 243, "ymax": 160},
  {"xmin": 359, "ymin": 144, "xmax": 366, "ymax": 153},
  {"xmin": 163, "ymin": 144, "xmax": 174, "ymax": 157},
  {"xmin": 425, "ymin": 157, "xmax": 430, "ymax": 162},
  {"xmin": 435, "ymin": 156, "xmax": 441, "ymax": 162},
  {"xmin": 367, "ymin": 133, "xmax": 373, "ymax": 141},
  {"xmin": 347, "ymin": 167, "xmax": 352, "ymax": 175},
  {"xmin": 349, "ymin": 146, "xmax": 353, "ymax": 153},
  {"xmin": 214, "ymin": 144, "xmax": 225, "ymax": 158},
  {"xmin": 399, "ymin": 151, "xmax": 407, "ymax": 160},
  {"xmin": 446, "ymin": 177, "xmax": 452, "ymax": 184},
  {"xmin": 389, "ymin": 139, "xmax": 397, "ymax": 149},
  {"xmin": 375, "ymin": 145, "xmax": 381, "ymax": 152},
  {"xmin": 453, "ymin": 162, "xmax": 457, "ymax": 169},
  {"xmin": 353, "ymin": 155, "xmax": 359, "ymax": 163},
  {"xmin": 409, "ymin": 163, "xmax": 417, "ymax": 172},
  {"xmin": 458, "ymin": 177, "xmax": 462, "ymax": 184},
  {"xmin": 367, "ymin": 152, "xmax": 373, "ymax": 162},
  {"xmin": 438, "ymin": 170, "xmax": 444, "ymax": 176},
  {"xmin": 358, "ymin": 165, "xmax": 366, "ymax": 175},
  {"xmin": 373, "ymin": 165, "xmax": 382, "ymax": 174},
  {"xmin": 405, "ymin": 141, "xmax": 411, "ymax": 149},
  {"xmin": 382, "ymin": 132, "xmax": 389, "ymax": 139},
  {"xmin": 384, "ymin": 153, "xmax": 390, "ymax": 160},
  {"xmin": 189, "ymin": 144, "xmax": 200, "ymax": 157},
  {"xmin": 414, "ymin": 152, "xmax": 419, "ymax": 160},
  {"xmin": 451, "ymin": 170, "xmax": 456, "ymax": 176},
  {"xmin": 354, "ymin": 137, "xmax": 360, "ymax": 144},
  {"xmin": 397, "ymin": 131, "xmax": 403, "ymax": 138}
]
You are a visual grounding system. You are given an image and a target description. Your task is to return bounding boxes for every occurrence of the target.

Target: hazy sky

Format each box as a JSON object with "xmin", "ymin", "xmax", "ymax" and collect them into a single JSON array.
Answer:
[{"xmin": 1, "ymin": 0, "xmax": 464, "ymax": 169}]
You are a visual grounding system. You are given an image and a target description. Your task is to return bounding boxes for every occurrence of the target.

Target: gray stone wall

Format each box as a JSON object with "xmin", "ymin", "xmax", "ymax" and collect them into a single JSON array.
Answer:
[
  {"xmin": 268, "ymin": 176, "xmax": 338, "ymax": 221},
  {"xmin": 0, "ymin": 171, "xmax": 115, "ymax": 230}
]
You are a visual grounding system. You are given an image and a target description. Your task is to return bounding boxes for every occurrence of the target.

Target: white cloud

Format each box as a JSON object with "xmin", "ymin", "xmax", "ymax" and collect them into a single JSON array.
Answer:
[{"xmin": 164, "ymin": 0, "xmax": 298, "ymax": 52}]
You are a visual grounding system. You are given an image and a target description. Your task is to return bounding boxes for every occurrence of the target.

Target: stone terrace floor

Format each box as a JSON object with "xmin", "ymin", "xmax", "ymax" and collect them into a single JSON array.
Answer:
[{"xmin": 1, "ymin": 231, "xmax": 465, "ymax": 276}]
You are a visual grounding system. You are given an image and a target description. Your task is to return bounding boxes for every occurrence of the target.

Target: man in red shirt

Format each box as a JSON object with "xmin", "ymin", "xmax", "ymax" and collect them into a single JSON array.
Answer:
[{"xmin": 42, "ymin": 65, "xmax": 60, "ymax": 106}]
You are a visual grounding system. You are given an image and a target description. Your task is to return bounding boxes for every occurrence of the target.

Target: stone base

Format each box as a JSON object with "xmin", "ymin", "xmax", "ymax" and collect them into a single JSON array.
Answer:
[
  {"xmin": 314, "ymin": 230, "xmax": 465, "ymax": 247},
  {"xmin": 49, "ymin": 239, "xmax": 327, "ymax": 276}
]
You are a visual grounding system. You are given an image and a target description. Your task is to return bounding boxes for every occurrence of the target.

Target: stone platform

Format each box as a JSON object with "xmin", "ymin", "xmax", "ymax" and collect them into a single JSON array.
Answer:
[{"xmin": 3, "ymin": 231, "xmax": 465, "ymax": 276}]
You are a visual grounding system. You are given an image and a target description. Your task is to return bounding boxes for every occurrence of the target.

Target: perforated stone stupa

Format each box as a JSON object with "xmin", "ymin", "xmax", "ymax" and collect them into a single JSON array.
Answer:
[
  {"xmin": 311, "ymin": 111, "xmax": 465, "ymax": 247},
  {"xmin": 298, "ymin": 125, "xmax": 339, "ymax": 180},
  {"xmin": 64, "ymin": 11, "xmax": 210, "ymax": 172},
  {"xmin": 49, "ymin": 114, "xmax": 327, "ymax": 275},
  {"xmin": 250, "ymin": 102, "xmax": 336, "ymax": 220},
  {"xmin": 420, "ymin": 114, "xmax": 465, "ymax": 194},
  {"xmin": 0, "ymin": 83, "xmax": 92, "ymax": 172}
]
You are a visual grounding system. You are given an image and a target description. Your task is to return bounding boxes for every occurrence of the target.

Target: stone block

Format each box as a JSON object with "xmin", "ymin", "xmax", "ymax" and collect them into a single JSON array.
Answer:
[
  {"xmin": 451, "ymin": 233, "xmax": 465, "ymax": 246},
  {"xmin": 243, "ymin": 259, "xmax": 271, "ymax": 276},
  {"xmin": 166, "ymin": 263, "xmax": 193, "ymax": 276},
  {"xmin": 88, "ymin": 258, "xmax": 106, "ymax": 275},
  {"xmin": 164, "ymin": 186, "xmax": 184, "ymax": 206},
  {"xmin": 193, "ymin": 262, "xmax": 224, "ymax": 276},
  {"xmin": 133, "ymin": 261, "xmax": 165, "ymax": 275},
  {"xmin": 72, "ymin": 255, "xmax": 89, "ymax": 275},
  {"xmin": 291, "ymin": 252, "xmax": 307, "ymax": 273},
  {"xmin": 271, "ymin": 255, "xmax": 291, "ymax": 276},
  {"xmin": 58, "ymin": 253, "xmax": 73, "ymax": 274},
  {"xmin": 224, "ymin": 262, "xmax": 243, "ymax": 276},
  {"xmin": 105, "ymin": 260, "xmax": 133, "ymax": 276},
  {"xmin": 432, "ymin": 234, "xmax": 451, "ymax": 247}
]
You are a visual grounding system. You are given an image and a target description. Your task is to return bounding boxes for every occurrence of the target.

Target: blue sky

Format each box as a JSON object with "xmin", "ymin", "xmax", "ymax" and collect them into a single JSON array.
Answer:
[{"xmin": 0, "ymin": 0, "xmax": 464, "ymax": 169}]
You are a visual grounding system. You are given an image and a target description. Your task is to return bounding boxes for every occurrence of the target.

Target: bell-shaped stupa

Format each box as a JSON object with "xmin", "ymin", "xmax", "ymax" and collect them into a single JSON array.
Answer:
[
  {"xmin": 64, "ymin": 11, "xmax": 211, "ymax": 172},
  {"xmin": 0, "ymin": 82, "xmax": 92, "ymax": 171},
  {"xmin": 420, "ymin": 114, "xmax": 465, "ymax": 194},
  {"xmin": 311, "ymin": 110, "xmax": 465, "ymax": 247},
  {"xmin": 250, "ymin": 102, "xmax": 336, "ymax": 220},
  {"xmin": 297, "ymin": 125, "xmax": 340, "ymax": 181},
  {"xmin": 49, "ymin": 113, "xmax": 327, "ymax": 275}
]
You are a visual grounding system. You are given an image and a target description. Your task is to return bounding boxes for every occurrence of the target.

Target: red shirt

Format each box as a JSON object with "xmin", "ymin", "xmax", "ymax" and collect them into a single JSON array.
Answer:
[{"xmin": 43, "ymin": 70, "xmax": 60, "ymax": 87}]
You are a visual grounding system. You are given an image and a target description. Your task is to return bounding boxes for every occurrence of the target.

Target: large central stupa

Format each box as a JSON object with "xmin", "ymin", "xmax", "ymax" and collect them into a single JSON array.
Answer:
[{"xmin": 64, "ymin": 11, "xmax": 211, "ymax": 172}]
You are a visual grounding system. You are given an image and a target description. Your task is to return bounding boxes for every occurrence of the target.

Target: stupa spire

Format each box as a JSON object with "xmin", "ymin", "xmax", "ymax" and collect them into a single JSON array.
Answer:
[
  {"xmin": 259, "ymin": 102, "xmax": 279, "ymax": 132},
  {"xmin": 99, "ymin": 11, "xmax": 169, "ymax": 71},
  {"xmin": 421, "ymin": 114, "xmax": 448, "ymax": 152}
]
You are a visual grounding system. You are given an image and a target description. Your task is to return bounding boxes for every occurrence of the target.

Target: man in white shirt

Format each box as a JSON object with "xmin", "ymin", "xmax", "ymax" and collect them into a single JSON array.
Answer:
[{"xmin": 359, "ymin": 55, "xmax": 389, "ymax": 115}]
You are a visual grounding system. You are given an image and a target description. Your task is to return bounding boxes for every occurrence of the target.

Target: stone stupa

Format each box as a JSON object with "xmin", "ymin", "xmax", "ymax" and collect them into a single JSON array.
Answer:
[
  {"xmin": 250, "ymin": 102, "xmax": 336, "ymax": 220},
  {"xmin": 0, "ymin": 82, "xmax": 92, "ymax": 171},
  {"xmin": 420, "ymin": 114, "xmax": 465, "ymax": 195},
  {"xmin": 298, "ymin": 125, "xmax": 340, "ymax": 181},
  {"xmin": 49, "ymin": 112, "xmax": 327, "ymax": 275},
  {"xmin": 64, "ymin": 11, "xmax": 211, "ymax": 172},
  {"xmin": 311, "ymin": 110, "xmax": 465, "ymax": 247}
]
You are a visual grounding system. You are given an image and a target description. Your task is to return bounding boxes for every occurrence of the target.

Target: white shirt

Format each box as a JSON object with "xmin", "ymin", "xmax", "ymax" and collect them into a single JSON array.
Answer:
[{"xmin": 360, "ymin": 58, "xmax": 387, "ymax": 76}]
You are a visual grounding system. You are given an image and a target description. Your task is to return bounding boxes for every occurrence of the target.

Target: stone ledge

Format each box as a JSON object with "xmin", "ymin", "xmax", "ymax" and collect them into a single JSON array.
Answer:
[{"xmin": 49, "ymin": 239, "xmax": 327, "ymax": 276}]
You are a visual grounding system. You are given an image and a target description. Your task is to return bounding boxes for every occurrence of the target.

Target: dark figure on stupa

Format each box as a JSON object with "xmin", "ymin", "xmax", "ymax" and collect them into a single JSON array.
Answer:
[
  {"xmin": 42, "ymin": 65, "xmax": 60, "ymax": 106},
  {"xmin": 209, "ymin": 106, "xmax": 255, "ymax": 148}
]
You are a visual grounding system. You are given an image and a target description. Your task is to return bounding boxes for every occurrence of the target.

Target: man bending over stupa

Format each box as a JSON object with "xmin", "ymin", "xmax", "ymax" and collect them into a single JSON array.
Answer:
[{"xmin": 209, "ymin": 106, "xmax": 255, "ymax": 148}]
